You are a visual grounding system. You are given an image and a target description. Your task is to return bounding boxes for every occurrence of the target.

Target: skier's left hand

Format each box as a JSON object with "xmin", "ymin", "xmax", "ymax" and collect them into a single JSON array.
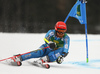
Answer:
[
  {"xmin": 56, "ymin": 55, "xmax": 64, "ymax": 64},
  {"xmin": 48, "ymin": 41, "xmax": 56, "ymax": 49}
]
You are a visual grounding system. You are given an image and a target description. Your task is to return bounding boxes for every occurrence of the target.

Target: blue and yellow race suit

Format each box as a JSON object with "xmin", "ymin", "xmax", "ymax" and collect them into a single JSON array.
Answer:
[{"xmin": 21, "ymin": 29, "xmax": 70, "ymax": 62}]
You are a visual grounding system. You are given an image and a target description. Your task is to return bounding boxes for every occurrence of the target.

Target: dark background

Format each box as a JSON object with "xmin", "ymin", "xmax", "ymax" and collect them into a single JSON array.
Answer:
[{"xmin": 0, "ymin": 0, "xmax": 99, "ymax": 34}]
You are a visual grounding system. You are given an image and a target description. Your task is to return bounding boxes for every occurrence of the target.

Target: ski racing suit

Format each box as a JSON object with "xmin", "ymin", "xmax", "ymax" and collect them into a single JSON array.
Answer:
[{"xmin": 21, "ymin": 29, "xmax": 70, "ymax": 62}]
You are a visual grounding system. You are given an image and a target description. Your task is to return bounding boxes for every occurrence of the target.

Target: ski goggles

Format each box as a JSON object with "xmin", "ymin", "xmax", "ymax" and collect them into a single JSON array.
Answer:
[{"xmin": 57, "ymin": 30, "xmax": 66, "ymax": 34}]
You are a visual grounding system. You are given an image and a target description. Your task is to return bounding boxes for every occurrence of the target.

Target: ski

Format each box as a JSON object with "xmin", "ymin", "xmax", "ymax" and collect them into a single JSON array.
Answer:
[
  {"xmin": 33, "ymin": 60, "xmax": 50, "ymax": 69},
  {"xmin": 42, "ymin": 64, "xmax": 50, "ymax": 69},
  {"xmin": 41, "ymin": 59, "xmax": 50, "ymax": 69},
  {"xmin": 33, "ymin": 62, "xmax": 50, "ymax": 69},
  {"xmin": 0, "ymin": 55, "xmax": 22, "ymax": 66},
  {"xmin": 0, "ymin": 52, "xmax": 30, "ymax": 62}
]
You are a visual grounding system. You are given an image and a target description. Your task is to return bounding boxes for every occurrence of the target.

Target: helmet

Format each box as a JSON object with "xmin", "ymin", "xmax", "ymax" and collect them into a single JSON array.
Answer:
[{"xmin": 55, "ymin": 21, "xmax": 67, "ymax": 31}]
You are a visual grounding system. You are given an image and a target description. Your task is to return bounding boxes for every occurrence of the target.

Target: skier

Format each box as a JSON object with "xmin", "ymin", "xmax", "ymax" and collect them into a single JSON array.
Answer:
[{"xmin": 11, "ymin": 21, "xmax": 70, "ymax": 67}]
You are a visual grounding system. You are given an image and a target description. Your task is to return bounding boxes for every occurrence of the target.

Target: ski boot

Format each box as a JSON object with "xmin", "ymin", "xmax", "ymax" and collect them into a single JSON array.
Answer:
[
  {"xmin": 10, "ymin": 54, "xmax": 22, "ymax": 66},
  {"xmin": 33, "ymin": 56, "xmax": 50, "ymax": 69}
]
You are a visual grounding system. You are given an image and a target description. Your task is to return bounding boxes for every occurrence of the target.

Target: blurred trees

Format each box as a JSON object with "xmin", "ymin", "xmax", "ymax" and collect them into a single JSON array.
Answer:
[{"xmin": 0, "ymin": 0, "xmax": 99, "ymax": 34}]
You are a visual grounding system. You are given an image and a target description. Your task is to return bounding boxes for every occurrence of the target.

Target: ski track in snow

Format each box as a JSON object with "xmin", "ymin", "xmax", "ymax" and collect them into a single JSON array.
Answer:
[
  {"xmin": 63, "ymin": 59, "xmax": 100, "ymax": 69},
  {"xmin": 0, "ymin": 33, "xmax": 100, "ymax": 74}
]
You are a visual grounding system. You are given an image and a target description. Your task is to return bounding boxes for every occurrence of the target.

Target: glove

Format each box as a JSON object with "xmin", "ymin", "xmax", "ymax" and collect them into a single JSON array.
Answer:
[
  {"xmin": 56, "ymin": 55, "xmax": 64, "ymax": 64},
  {"xmin": 48, "ymin": 41, "xmax": 56, "ymax": 49}
]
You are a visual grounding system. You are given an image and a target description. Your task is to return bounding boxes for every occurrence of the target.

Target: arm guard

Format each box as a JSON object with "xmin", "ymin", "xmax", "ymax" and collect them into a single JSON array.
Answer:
[{"xmin": 62, "ymin": 52, "xmax": 69, "ymax": 57}]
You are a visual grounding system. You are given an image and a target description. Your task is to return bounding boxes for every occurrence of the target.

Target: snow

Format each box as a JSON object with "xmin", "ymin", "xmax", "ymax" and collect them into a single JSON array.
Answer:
[{"xmin": 0, "ymin": 33, "xmax": 100, "ymax": 74}]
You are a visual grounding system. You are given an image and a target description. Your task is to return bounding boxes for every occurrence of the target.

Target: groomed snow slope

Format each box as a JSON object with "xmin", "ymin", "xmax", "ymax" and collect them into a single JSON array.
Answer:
[{"xmin": 0, "ymin": 33, "xmax": 100, "ymax": 74}]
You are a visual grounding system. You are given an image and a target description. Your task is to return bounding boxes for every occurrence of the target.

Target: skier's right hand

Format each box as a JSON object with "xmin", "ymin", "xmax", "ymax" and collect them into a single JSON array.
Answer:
[
  {"xmin": 48, "ymin": 41, "xmax": 56, "ymax": 49},
  {"xmin": 56, "ymin": 55, "xmax": 64, "ymax": 64}
]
